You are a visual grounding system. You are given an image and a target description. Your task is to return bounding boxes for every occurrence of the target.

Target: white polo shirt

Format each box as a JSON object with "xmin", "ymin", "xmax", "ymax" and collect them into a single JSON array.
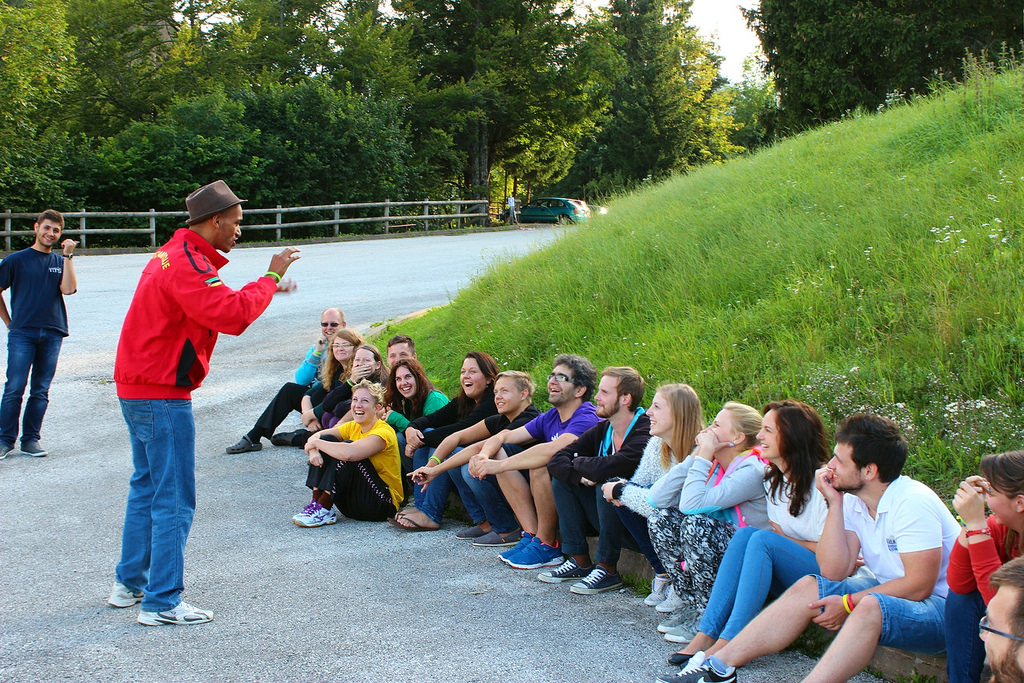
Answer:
[{"xmin": 842, "ymin": 475, "xmax": 960, "ymax": 598}]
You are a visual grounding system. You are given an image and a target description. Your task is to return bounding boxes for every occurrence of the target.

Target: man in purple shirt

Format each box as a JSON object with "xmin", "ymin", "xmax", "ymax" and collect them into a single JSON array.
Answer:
[{"xmin": 468, "ymin": 354, "xmax": 599, "ymax": 569}]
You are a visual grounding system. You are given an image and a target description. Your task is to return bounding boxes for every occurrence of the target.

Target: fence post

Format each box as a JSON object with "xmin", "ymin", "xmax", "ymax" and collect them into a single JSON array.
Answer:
[
  {"xmin": 79, "ymin": 210, "xmax": 87, "ymax": 249},
  {"xmin": 4, "ymin": 210, "xmax": 10, "ymax": 252},
  {"xmin": 457, "ymin": 200, "xmax": 464, "ymax": 231},
  {"xmin": 275, "ymin": 205, "xmax": 282, "ymax": 242},
  {"xmin": 383, "ymin": 199, "xmax": 390, "ymax": 234},
  {"xmin": 333, "ymin": 204, "xmax": 340, "ymax": 237},
  {"xmin": 423, "ymin": 200, "xmax": 430, "ymax": 232},
  {"xmin": 149, "ymin": 209, "xmax": 156, "ymax": 247}
]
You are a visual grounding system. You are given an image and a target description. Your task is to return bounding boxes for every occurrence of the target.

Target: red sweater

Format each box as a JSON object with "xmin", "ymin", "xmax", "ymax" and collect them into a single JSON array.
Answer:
[
  {"xmin": 115, "ymin": 229, "xmax": 276, "ymax": 399},
  {"xmin": 947, "ymin": 515, "xmax": 1021, "ymax": 603}
]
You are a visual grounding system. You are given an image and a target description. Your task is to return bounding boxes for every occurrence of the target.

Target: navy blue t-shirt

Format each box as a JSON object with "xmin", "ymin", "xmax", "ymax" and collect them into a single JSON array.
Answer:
[{"xmin": 0, "ymin": 248, "xmax": 69, "ymax": 336}]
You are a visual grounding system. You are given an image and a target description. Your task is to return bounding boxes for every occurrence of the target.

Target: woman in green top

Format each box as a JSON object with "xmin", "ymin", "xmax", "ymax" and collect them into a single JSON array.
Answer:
[{"xmin": 384, "ymin": 358, "xmax": 449, "ymax": 497}]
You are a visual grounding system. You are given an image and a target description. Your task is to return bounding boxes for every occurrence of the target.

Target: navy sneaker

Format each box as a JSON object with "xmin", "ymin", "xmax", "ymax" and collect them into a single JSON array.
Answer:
[
  {"xmin": 498, "ymin": 532, "xmax": 535, "ymax": 563},
  {"xmin": 538, "ymin": 557, "xmax": 592, "ymax": 583},
  {"xmin": 504, "ymin": 537, "xmax": 563, "ymax": 570},
  {"xmin": 20, "ymin": 440, "xmax": 47, "ymax": 457},
  {"xmin": 570, "ymin": 565, "xmax": 623, "ymax": 594}
]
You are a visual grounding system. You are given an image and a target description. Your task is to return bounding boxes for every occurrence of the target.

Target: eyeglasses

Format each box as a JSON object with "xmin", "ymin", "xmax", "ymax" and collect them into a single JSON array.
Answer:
[
  {"xmin": 321, "ymin": 321, "xmax": 341, "ymax": 328},
  {"xmin": 331, "ymin": 342, "xmax": 354, "ymax": 350},
  {"xmin": 980, "ymin": 616, "xmax": 1024, "ymax": 643},
  {"xmin": 547, "ymin": 372, "xmax": 573, "ymax": 384}
]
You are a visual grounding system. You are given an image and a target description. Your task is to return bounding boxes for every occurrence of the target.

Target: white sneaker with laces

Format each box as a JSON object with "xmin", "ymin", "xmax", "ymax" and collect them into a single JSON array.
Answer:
[
  {"xmin": 292, "ymin": 502, "xmax": 337, "ymax": 527},
  {"xmin": 138, "ymin": 601, "xmax": 214, "ymax": 626},
  {"xmin": 644, "ymin": 573, "xmax": 672, "ymax": 606},
  {"xmin": 107, "ymin": 582, "xmax": 144, "ymax": 608},
  {"xmin": 656, "ymin": 584, "xmax": 685, "ymax": 613}
]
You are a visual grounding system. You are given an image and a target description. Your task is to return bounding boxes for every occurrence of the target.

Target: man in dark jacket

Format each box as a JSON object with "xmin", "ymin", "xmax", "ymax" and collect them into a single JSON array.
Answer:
[
  {"xmin": 544, "ymin": 366, "xmax": 650, "ymax": 594},
  {"xmin": 108, "ymin": 180, "xmax": 300, "ymax": 626}
]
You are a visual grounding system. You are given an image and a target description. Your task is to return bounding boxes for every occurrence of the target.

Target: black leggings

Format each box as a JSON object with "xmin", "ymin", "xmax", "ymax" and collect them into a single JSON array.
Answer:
[{"xmin": 305, "ymin": 435, "xmax": 397, "ymax": 521}]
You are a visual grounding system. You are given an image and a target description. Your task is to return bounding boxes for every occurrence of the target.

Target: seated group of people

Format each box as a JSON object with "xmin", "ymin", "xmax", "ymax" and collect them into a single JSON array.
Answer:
[{"xmin": 227, "ymin": 307, "xmax": 1023, "ymax": 683}]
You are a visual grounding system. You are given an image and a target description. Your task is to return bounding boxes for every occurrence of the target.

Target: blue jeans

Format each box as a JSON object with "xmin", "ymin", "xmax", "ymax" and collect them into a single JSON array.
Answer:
[
  {"xmin": 460, "ymin": 464, "xmax": 519, "ymax": 533},
  {"xmin": 944, "ymin": 589, "xmax": 986, "ymax": 683},
  {"xmin": 551, "ymin": 478, "xmax": 627, "ymax": 566},
  {"xmin": 699, "ymin": 526, "xmax": 820, "ymax": 640},
  {"xmin": 115, "ymin": 399, "xmax": 196, "ymax": 612},
  {"xmin": 616, "ymin": 506, "xmax": 666, "ymax": 574},
  {"xmin": 412, "ymin": 446, "xmax": 486, "ymax": 524},
  {"xmin": 1, "ymin": 327, "xmax": 63, "ymax": 446},
  {"xmin": 815, "ymin": 571, "xmax": 947, "ymax": 654}
]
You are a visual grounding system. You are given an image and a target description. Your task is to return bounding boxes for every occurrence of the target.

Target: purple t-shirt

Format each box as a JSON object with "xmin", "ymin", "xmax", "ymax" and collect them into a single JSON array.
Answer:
[{"xmin": 524, "ymin": 402, "xmax": 599, "ymax": 443}]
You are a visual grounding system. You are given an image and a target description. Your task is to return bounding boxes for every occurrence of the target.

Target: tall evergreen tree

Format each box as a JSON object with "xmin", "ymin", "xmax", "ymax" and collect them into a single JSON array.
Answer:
[
  {"xmin": 557, "ymin": 0, "xmax": 737, "ymax": 198},
  {"xmin": 393, "ymin": 0, "xmax": 602, "ymax": 197}
]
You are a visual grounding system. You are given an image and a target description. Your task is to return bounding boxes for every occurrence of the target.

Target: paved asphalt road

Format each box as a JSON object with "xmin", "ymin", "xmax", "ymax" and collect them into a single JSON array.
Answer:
[{"xmin": 0, "ymin": 228, "xmax": 882, "ymax": 682}]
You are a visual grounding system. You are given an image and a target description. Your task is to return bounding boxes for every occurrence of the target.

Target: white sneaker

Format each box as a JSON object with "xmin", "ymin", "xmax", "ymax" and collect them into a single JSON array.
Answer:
[
  {"xmin": 107, "ymin": 582, "xmax": 144, "ymax": 608},
  {"xmin": 656, "ymin": 584, "xmax": 685, "ymax": 613},
  {"xmin": 138, "ymin": 601, "xmax": 213, "ymax": 626},
  {"xmin": 657, "ymin": 606, "xmax": 701, "ymax": 633},
  {"xmin": 292, "ymin": 502, "xmax": 337, "ymax": 527},
  {"xmin": 644, "ymin": 573, "xmax": 672, "ymax": 606}
]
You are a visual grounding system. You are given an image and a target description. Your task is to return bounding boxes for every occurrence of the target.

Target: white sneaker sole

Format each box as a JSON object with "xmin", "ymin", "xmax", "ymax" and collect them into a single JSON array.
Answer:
[
  {"xmin": 108, "ymin": 594, "xmax": 144, "ymax": 608},
  {"xmin": 138, "ymin": 611, "xmax": 213, "ymax": 626},
  {"xmin": 292, "ymin": 515, "xmax": 337, "ymax": 528}
]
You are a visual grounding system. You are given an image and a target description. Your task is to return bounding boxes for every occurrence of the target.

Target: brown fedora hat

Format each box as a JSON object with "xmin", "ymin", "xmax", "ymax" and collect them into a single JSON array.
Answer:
[{"xmin": 185, "ymin": 180, "xmax": 246, "ymax": 225}]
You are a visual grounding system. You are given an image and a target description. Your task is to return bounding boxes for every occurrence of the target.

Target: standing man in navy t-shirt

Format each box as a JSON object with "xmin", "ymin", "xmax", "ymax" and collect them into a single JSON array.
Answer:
[{"xmin": 0, "ymin": 209, "xmax": 77, "ymax": 459}]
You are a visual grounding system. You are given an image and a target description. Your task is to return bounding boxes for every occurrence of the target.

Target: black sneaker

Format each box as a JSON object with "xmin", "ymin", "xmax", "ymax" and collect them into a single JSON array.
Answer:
[
  {"xmin": 537, "ymin": 557, "xmax": 592, "ymax": 583},
  {"xmin": 655, "ymin": 653, "xmax": 736, "ymax": 683},
  {"xmin": 0, "ymin": 443, "xmax": 13, "ymax": 460},
  {"xmin": 225, "ymin": 435, "xmax": 262, "ymax": 454},
  {"xmin": 569, "ymin": 566, "xmax": 623, "ymax": 594},
  {"xmin": 20, "ymin": 440, "xmax": 47, "ymax": 457}
]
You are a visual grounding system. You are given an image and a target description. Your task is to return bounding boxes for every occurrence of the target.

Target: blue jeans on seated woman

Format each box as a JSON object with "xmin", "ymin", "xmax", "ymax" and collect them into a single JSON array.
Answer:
[
  {"xmin": 412, "ymin": 446, "xmax": 486, "ymax": 525},
  {"xmin": 698, "ymin": 526, "xmax": 819, "ymax": 641},
  {"xmin": 944, "ymin": 588, "xmax": 986, "ymax": 683}
]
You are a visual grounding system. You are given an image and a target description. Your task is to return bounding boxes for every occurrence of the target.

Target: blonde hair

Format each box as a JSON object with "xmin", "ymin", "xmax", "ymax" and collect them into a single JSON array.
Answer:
[
  {"xmin": 322, "ymin": 328, "xmax": 364, "ymax": 390},
  {"xmin": 351, "ymin": 379, "xmax": 385, "ymax": 406},
  {"xmin": 496, "ymin": 370, "xmax": 535, "ymax": 398},
  {"xmin": 722, "ymin": 401, "xmax": 763, "ymax": 449},
  {"xmin": 656, "ymin": 383, "xmax": 704, "ymax": 470}
]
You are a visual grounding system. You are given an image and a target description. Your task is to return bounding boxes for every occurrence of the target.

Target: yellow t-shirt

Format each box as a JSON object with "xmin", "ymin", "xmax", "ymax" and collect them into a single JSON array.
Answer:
[{"xmin": 336, "ymin": 419, "xmax": 402, "ymax": 511}]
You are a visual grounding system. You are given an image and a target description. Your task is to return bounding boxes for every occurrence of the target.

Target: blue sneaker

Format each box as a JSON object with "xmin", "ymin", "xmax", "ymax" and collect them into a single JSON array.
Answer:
[
  {"xmin": 498, "ymin": 531, "xmax": 535, "ymax": 563},
  {"xmin": 505, "ymin": 537, "xmax": 563, "ymax": 570}
]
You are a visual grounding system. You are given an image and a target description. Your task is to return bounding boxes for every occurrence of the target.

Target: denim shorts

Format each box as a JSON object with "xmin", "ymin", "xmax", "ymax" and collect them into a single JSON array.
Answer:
[{"xmin": 815, "ymin": 571, "xmax": 946, "ymax": 655}]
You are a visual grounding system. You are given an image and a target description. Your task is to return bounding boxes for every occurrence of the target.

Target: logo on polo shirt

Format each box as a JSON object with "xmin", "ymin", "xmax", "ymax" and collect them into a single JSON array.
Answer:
[{"xmin": 886, "ymin": 536, "xmax": 898, "ymax": 552}]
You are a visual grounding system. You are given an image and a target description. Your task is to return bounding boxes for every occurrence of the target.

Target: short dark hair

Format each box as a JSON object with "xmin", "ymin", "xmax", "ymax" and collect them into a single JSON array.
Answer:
[
  {"xmin": 834, "ymin": 414, "xmax": 908, "ymax": 483},
  {"xmin": 554, "ymin": 353, "xmax": 596, "ymax": 402},
  {"xmin": 36, "ymin": 209, "xmax": 64, "ymax": 229},
  {"xmin": 990, "ymin": 557, "xmax": 1024, "ymax": 641},
  {"xmin": 387, "ymin": 334, "xmax": 415, "ymax": 354},
  {"xmin": 601, "ymin": 366, "xmax": 645, "ymax": 411}
]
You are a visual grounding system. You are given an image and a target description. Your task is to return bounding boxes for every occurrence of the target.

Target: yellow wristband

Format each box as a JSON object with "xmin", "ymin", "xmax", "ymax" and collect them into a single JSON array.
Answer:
[
  {"xmin": 429, "ymin": 455, "xmax": 443, "ymax": 465},
  {"xmin": 264, "ymin": 271, "xmax": 282, "ymax": 284},
  {"xmin": 842, "ymin": 594, "xmax": 854, "ymax": 614}
]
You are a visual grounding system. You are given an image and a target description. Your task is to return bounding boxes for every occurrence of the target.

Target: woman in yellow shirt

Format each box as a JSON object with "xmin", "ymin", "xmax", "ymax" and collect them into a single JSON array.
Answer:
[{"xmin": 293, "ymin": 380, "xmax": 402, "ymax": 527}]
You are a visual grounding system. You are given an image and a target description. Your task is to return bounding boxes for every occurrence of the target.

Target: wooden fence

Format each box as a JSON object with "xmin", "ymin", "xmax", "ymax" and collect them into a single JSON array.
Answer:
[{"xmin": 0, "ymin": 199, "xmax": 491, "ymax": 251}]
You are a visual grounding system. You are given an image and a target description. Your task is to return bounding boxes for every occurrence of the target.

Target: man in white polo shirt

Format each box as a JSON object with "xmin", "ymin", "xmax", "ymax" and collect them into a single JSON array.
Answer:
[{"xmin": 662, "ymin": 413, "xmax": 960, "ymax": 683}]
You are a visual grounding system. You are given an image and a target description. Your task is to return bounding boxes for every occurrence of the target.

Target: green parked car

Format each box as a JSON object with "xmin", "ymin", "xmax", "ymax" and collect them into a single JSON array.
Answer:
[{"xmin": 518, "ymin": 197, "xmax": 590, "ymax": 224}]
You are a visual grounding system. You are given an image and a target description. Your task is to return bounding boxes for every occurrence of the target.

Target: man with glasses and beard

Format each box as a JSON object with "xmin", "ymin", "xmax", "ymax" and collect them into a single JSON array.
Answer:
[{"xmin": 985, "ymin": 557, "xmax": 1024, "ymax": 683}]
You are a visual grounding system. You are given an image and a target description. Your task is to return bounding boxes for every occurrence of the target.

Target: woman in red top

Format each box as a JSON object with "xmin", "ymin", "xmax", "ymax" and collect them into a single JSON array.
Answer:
[{"xmin": 945, "ymin": 450, "xmax": 1024, "ymax": 683}]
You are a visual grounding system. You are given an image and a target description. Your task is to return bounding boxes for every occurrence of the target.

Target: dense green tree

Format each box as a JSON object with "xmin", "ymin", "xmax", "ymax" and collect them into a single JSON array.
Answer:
[
  {"xmin": 555, "ymin": 0, "xmax": 738, "ymax": 198},
  {"xmin": 725, "ymin": 57, "xmax": 781, "ymax": 153},
  {"xmin": 0, "ymin": 0, "xmax": 76, "ymax": 207},
  {"xmin": 393, "ymin": 0, "xmax": 604, "ymax": 197},
  {"xmin": 744, "ymin": 0, "xmax": 1024, "ymax": 126}
]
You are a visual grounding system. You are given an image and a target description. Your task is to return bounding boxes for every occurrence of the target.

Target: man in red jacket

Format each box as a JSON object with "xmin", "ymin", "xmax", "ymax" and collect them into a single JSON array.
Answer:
[{"xmin": 107, "ymin": 180, "xmax": 300, "ymax": 626}]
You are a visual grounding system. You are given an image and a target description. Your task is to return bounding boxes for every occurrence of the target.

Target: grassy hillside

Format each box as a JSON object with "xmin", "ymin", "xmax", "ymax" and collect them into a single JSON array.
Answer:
[{"xmin": 380, "ymin": 67, "xmax": 1024, "ymax": 494}]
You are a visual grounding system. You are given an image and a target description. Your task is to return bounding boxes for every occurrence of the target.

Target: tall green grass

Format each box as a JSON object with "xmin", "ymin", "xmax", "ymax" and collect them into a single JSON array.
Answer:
[{"xmin": 379, "ymin": 67, "xmax": 1024, "ymax": 495}]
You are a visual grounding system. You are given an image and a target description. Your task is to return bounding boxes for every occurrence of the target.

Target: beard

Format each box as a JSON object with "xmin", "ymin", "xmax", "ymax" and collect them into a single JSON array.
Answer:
[{"xmin": 992, "ymin": 647, "xmax": 1024, "ymax": 683}]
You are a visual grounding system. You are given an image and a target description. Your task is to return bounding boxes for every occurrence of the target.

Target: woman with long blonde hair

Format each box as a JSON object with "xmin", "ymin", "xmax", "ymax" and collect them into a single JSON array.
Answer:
[{"xmin": 602, "ymin": 383, "xmax": 704, "ymax": 606}]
